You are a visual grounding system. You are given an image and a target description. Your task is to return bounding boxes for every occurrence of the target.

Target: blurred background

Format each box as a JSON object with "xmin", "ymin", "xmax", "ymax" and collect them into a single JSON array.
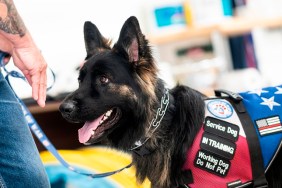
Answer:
[
  {"xmin": 7, "ymin": 0, "xmax": 282, "ymax": 187},
  {"xmin": 9, "ymin": 0, "xmax": 282, "ymax": 98}
]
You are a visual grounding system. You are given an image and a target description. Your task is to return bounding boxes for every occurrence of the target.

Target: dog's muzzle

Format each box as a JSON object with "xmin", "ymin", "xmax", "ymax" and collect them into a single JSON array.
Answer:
[
  {"xmin": 60, "ymin": 101, "xmax": 76, "ymax": 114},
  {"xmin": 59, "ymin": 101, "xmax": 80, "ymax": 123}
]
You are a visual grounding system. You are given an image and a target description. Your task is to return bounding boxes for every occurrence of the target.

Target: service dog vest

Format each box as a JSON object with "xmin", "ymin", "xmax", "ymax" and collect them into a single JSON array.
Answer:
[{"xmin": 183, "ymin": 85, "xmax": 282, "ymax": 188}]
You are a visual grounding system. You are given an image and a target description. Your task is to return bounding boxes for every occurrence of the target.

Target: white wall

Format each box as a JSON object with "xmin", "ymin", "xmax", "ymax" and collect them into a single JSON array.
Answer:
[
  {"xmin": 12, "ymin": 0, "xmax": 155, "ymax": 98},
  {"xmin": 9, "ymin": 0, "xmax": 282, "ymax": 98}
]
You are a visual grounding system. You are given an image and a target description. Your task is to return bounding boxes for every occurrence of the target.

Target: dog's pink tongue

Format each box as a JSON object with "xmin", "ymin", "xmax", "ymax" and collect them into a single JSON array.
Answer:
[{"xmin": 78, "ymin": 114, "xmax": 104, "ymax": 143}]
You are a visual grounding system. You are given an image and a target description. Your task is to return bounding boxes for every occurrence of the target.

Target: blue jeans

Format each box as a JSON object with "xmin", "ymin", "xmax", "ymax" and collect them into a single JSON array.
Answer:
[{"xmin": 0, "ymin": 72, "xmax": 50, "ymax": 188}]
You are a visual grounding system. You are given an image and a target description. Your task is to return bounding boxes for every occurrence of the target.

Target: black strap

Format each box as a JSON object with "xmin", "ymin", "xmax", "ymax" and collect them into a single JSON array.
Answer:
[
  {"xmin": 131, "ymin": 144, "xmax": 152, "ymax": 156},
  {"xmin": 215, "ymin": 90, "xmax": 268, "ymax": 188}
]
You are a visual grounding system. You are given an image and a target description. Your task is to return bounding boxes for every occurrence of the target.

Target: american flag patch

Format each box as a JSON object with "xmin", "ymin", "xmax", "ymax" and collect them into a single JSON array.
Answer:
[{"xmin": 256, "ymin": 116, "xmax": 282, "ymax": 136}]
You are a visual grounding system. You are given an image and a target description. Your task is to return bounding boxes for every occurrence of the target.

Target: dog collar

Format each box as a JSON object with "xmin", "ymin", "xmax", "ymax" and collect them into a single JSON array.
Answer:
[{"xmin": 129, "ymin": 88, "xmax": 170, "ymax": 156}]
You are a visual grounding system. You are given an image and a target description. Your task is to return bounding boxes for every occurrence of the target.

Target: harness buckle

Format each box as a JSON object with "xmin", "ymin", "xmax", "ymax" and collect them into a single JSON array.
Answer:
[
  {"xmin": 214, "ymin": 89, "xmax": 243, "ymax": 102},
  {"xmin": 214, "ymin": 89, "xmax": 246, "ymax": 113}
]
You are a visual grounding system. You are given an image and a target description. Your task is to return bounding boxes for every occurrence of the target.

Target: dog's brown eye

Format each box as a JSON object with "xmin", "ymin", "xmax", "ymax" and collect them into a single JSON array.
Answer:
[{"xmin": 100, "ymin": 76, "xmax": 109, "ymax": 84}]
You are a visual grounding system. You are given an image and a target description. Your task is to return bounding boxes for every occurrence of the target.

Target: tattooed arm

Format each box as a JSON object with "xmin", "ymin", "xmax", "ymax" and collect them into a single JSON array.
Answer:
[
  {"xmin": 0, "ymin": 0, "xmax": 47, "ymax": 107},
  {"xmin": 0, "ymin": 0, "xmax": 25, "ymax": 37}
]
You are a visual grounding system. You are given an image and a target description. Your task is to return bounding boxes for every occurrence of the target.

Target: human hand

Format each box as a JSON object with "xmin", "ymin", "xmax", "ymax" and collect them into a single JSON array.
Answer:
[
  {"xmin": 0, "ymin": 0, "xmax": 47, "ymax": 107},
  {"xmin": 12, "ymin": 43, "xmax": 47, "ymax": 107}
]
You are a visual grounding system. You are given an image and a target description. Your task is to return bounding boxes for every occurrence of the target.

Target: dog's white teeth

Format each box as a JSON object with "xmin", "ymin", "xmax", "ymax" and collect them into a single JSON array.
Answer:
[
  {"xmin": 99, "ymin": 110, "xmax": 112, "ymax": 125},
  {"xmin": 91, "ymin": 130, "xmax": 95, "ymax": 136},
  {"xmin": 106, "ymin": 110, "xmax": 112, "ymax": 117}
]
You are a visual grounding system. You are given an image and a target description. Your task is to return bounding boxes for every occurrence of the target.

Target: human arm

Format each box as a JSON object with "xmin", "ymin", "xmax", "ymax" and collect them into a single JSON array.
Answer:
[{"xmin": 0, "ymin": 0, "xmax": 47, "ymax": 107}]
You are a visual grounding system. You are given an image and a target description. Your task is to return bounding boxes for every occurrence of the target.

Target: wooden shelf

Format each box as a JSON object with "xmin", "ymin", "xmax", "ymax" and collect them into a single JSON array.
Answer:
[
  {"xmin": 148, "ymin": 25, "xmax": 216, "ymax": 45},
  {"xmin": 218, "ymin": 16, "xmax": 282, "ymax": 36},
  {"xmin": 149, "ymin": 16, "xmax": 282, "ymax": 45}
]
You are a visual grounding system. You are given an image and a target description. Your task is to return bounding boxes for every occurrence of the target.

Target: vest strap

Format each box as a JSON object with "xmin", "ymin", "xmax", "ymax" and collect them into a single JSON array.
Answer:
[{"xmin": 215, "ymin": 90, "xmax": 268, "ymax": 188}]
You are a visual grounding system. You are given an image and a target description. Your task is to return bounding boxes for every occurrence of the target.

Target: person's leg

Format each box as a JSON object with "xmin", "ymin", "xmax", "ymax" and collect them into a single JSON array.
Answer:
[{"xmin": 0, "ymin": 72, "xmax": 50, "ymax": 188}]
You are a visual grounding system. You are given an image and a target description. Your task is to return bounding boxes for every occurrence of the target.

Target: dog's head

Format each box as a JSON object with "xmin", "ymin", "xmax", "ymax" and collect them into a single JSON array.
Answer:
[{"xmin": 59, "ymin": 16, "xmax": 158, "ymax": 146}]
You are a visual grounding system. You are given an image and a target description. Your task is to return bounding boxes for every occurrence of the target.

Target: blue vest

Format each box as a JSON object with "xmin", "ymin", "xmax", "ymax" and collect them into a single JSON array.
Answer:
[{"xmin": 240, "ymin": 85, "xmax": 282, "ymax": 169}]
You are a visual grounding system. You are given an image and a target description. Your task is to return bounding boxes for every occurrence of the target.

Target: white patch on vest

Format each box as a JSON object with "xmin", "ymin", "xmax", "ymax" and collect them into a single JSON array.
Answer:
[
  {"xmin": 207, "ymin": 100, "xmax": 233, "ymax": 119},
  {"xmin": 205, "ymin": 99, "xmax": 246, "ymax": 138}
]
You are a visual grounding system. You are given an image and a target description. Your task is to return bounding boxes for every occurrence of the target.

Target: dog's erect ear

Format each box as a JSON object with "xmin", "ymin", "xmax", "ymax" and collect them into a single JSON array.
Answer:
[
  {"xmin": 84, "ymin": 21, "xmax": 111, "ymax": 58},
  {"xmin": 113, "ymin": 16, "xmax": 152, "ymax": 63},
  {"xmin": 113, "ymin": 16, "xmax": 157, "ymax": 98}
]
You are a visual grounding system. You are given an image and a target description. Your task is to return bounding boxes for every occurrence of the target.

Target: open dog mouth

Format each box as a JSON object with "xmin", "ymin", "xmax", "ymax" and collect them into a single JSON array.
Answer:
[{"xmin": 78, "ymin": 107, "xmax": 121, "ymax": 144}]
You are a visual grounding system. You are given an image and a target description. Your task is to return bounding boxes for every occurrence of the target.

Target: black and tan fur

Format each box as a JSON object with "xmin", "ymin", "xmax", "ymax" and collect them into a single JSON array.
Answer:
[{"xmin": 59, "ymin": 16, "xmax": 282, "ymax": 188}]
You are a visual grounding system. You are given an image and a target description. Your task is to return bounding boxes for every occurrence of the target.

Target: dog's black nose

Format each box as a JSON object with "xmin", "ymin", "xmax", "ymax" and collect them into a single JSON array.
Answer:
[{"xmin": 59, "ymin": 101, "xmax": 76, "ymax": 114}]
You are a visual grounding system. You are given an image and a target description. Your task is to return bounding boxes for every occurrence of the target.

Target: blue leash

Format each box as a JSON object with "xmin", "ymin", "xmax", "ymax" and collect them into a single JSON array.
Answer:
[{"xmin": 0, "ymin": 51, "xmax": 132, "ymax": 178}]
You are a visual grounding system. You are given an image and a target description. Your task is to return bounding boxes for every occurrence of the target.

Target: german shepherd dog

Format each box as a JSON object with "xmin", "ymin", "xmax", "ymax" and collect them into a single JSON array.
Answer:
[{"xmin": 59, "ymin": 16, "xmax": 282, "ymax": 187}]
